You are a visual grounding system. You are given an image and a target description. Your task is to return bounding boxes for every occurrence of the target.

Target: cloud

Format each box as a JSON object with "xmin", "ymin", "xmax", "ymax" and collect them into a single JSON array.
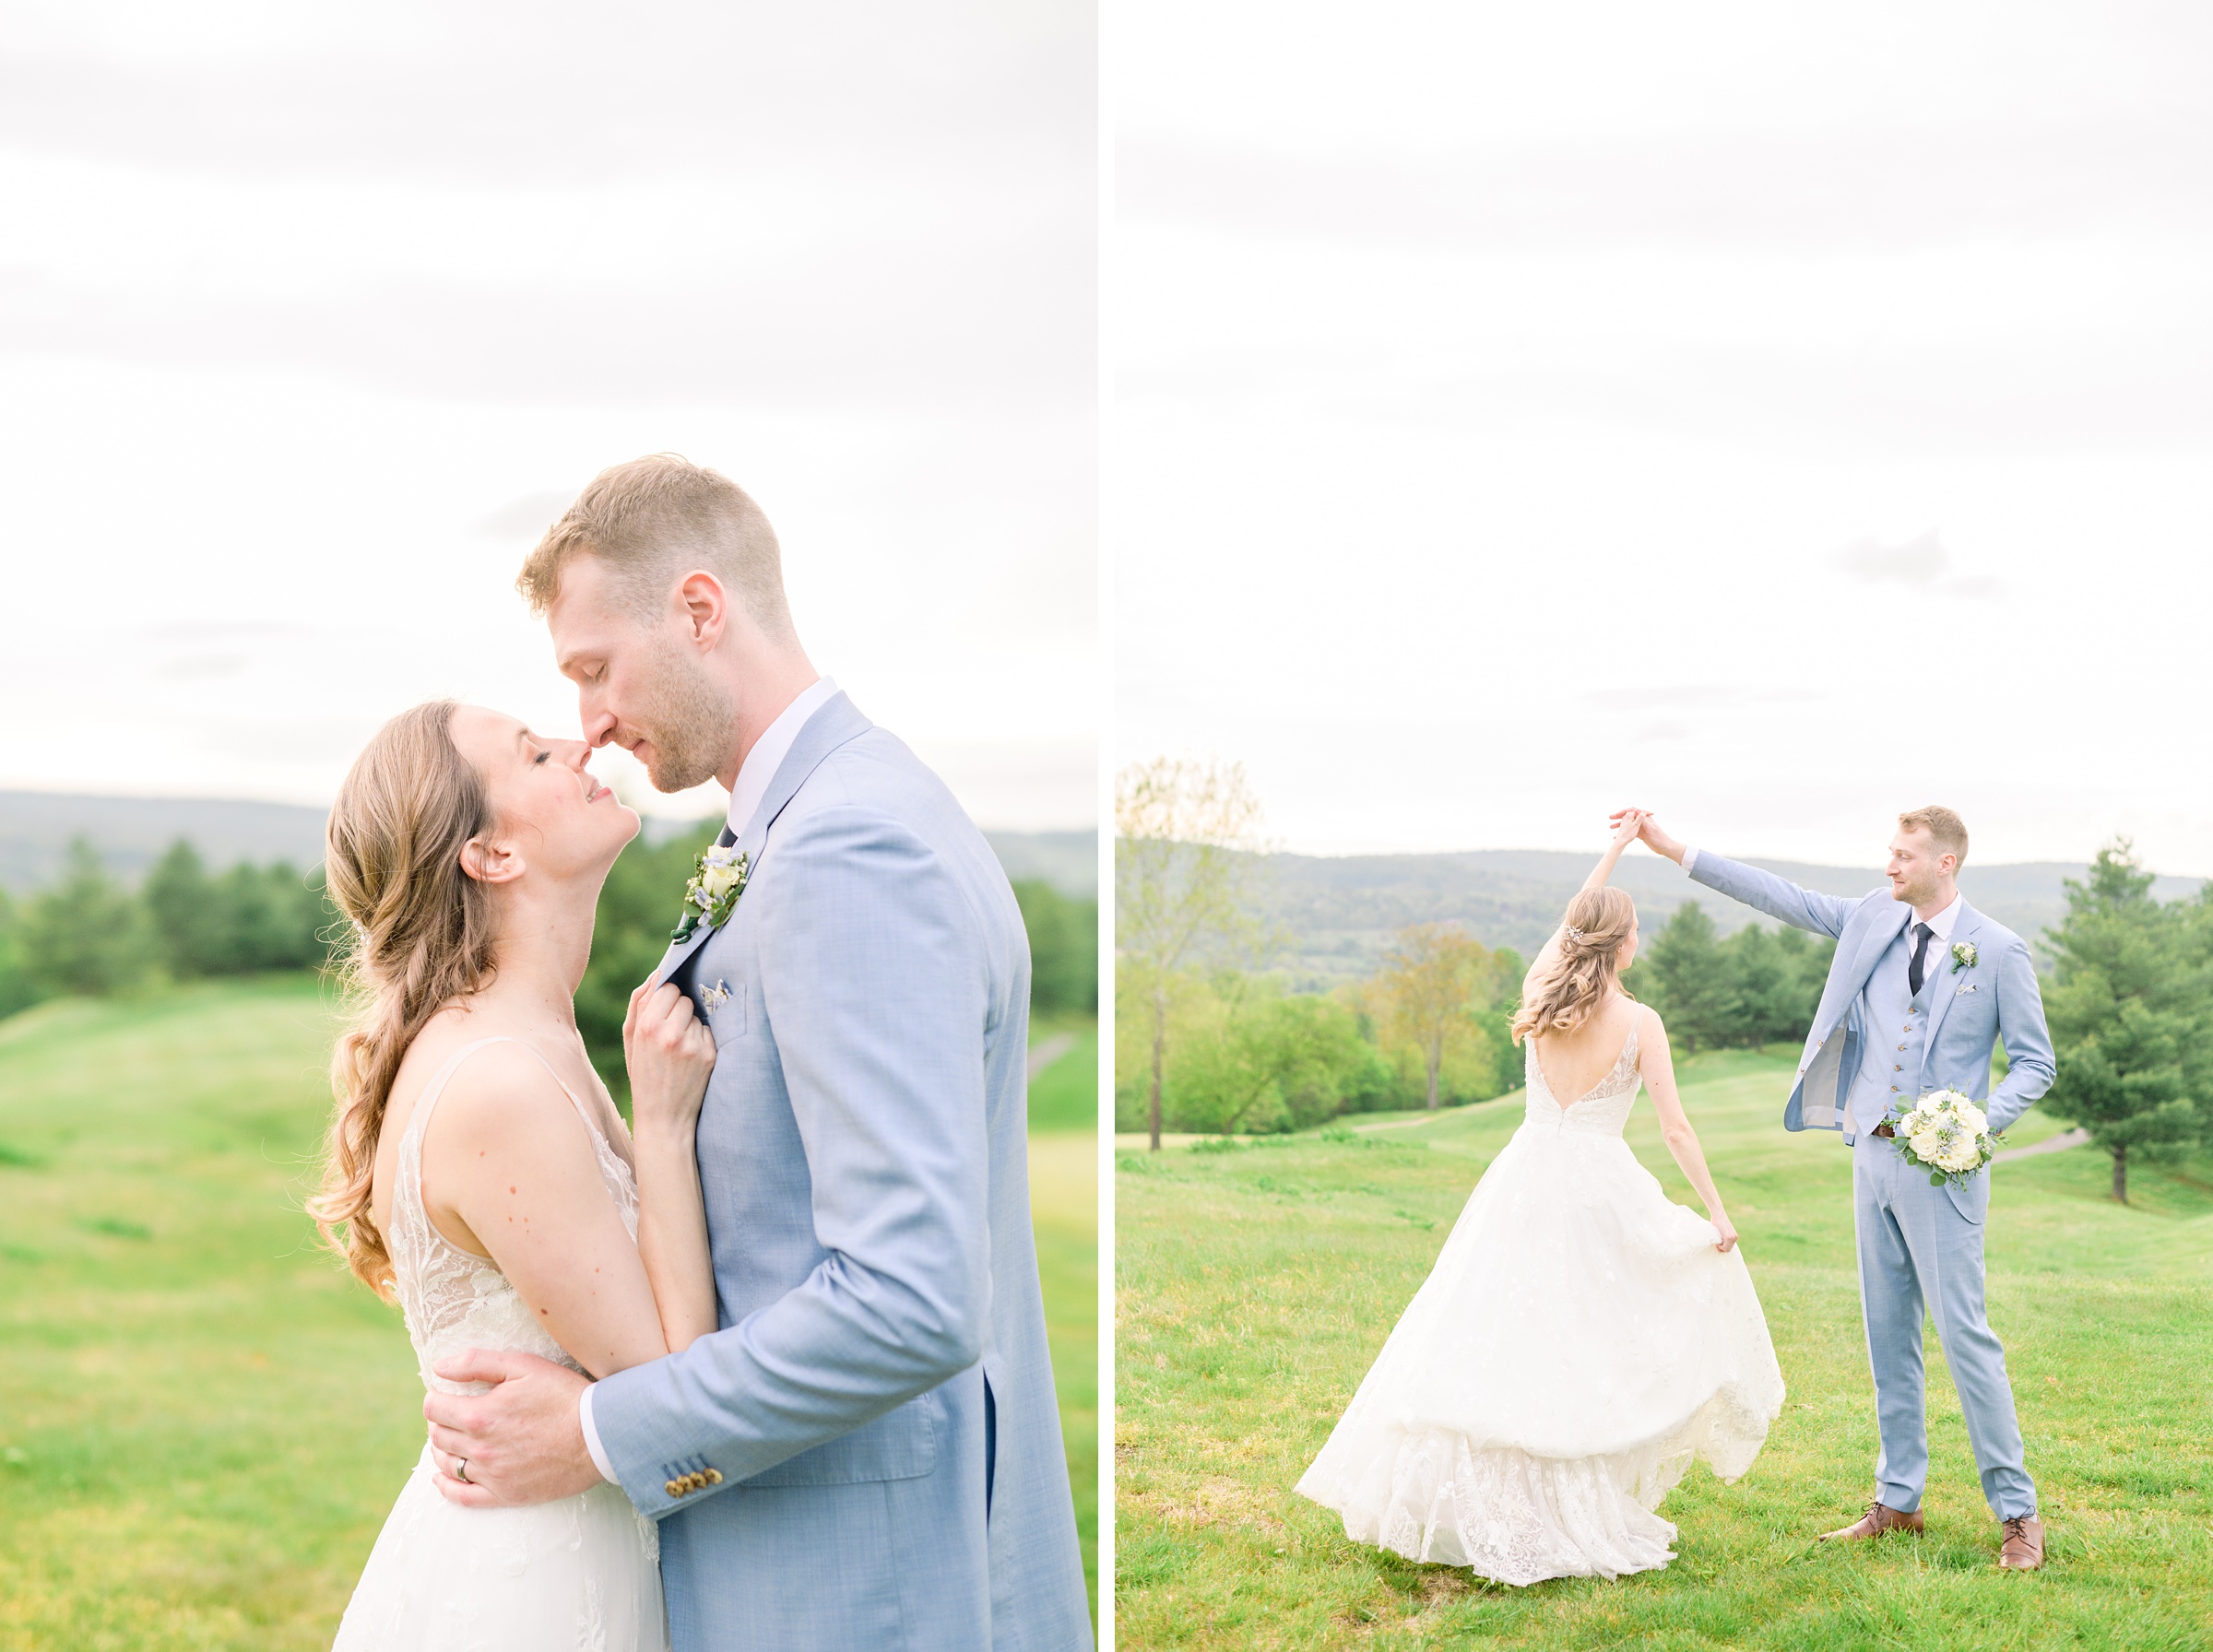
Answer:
[
  {"xmin": 1837, "ymin": 529, "xmax": 1950, "ymax": 586},
  {"xmin": 153, "ymin": 654, "xmax": 248, "ymax": 681},
  {"xmin": 1834, "ymin": 531, "xmax": 2004, "ymax": 600},
  {"xmin": 0, "ymin": 3, "xmax": 1096, "ymax": 414},
  {"xmin": 0, "ymin": 5, "xmax": 1095, "ymax": 187},
  {"xmin": 1119, "ymin": 120, "xmax": 2213, "ymax": 256},
  {"xmin": 476, "ymin": 490, "xmax": 576, "ymax": 541},
  {"xmin": 1584, "ymin": 685, "xmax": 1817, "ymax": 711}
]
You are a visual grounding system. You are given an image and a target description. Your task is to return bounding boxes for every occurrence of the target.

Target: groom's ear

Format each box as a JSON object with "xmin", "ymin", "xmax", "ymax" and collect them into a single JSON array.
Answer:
[
  {"xmin": 459, "ymin": 833, "xmax": 526, "ymax": 887},
  {"xmin": 675, "ymin": 570, "xmax": 730, "ymax": 649}
]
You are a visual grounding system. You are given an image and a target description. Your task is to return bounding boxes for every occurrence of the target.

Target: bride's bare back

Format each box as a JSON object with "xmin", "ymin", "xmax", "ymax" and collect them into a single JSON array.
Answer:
[{"xmin": 1531, "ymin": 995, "xmax": 1643, "ymax": 1108}]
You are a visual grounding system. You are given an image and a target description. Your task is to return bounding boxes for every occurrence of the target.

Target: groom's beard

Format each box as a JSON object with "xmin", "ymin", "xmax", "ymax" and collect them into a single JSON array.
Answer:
[{"xmin": 627, "ymin": 639, "xmax": 738, "ymax": 793}]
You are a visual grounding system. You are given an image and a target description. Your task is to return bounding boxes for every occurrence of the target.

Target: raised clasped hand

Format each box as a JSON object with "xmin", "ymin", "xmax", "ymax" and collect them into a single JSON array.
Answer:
[{"xmin": 622, "ymin": 979, "xmax": 718, "ymax": 1134}]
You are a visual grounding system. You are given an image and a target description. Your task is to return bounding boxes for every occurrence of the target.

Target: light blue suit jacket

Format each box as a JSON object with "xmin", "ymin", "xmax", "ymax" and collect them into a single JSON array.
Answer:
[
  {"xmin": 1686, "ymin": 852, "xmax": 2055, "ymax": 1153},
  {"xmin": 592, "ymin": 691, "xmax": 1091, "ymax": 1651}
]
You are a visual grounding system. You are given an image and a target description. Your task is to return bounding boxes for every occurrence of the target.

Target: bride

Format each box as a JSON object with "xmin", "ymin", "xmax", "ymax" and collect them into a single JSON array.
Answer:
[
  {"xmin": 309, "ymin": 700, "xmax": 719, "ymax": 1649},
  {"xmin": 1296, "ymin": 811, "xmax": 1785, "ymax": 1586}
]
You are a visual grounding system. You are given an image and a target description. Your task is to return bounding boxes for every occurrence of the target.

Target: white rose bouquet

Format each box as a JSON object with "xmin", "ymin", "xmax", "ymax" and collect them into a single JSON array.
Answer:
[{"xmin": 1887, "ymin": 1088, "xmax": 1994, "ymax": 1187}]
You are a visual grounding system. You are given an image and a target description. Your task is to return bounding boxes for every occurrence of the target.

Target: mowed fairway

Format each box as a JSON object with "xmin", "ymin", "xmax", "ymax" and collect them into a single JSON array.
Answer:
[
  {"xmin": 1117, "ymin": 1048, "xmax": 2213, "ymax": 1650},
  {"xmin": 0, "ymin": 978, "xmax": 1098, "ymax": 1649}
]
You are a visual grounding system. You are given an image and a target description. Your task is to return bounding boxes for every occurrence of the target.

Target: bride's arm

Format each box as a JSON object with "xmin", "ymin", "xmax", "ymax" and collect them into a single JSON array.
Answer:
[
  {"xmin": 1582, "ymin": 808, "xmax": 1645, "ymax": 892},
  {"xmin": 1635, "ymin": 1006, "xmax": 1739, "ymax": 1253},
  {"xmin": 424, "ymin": 1043, "xmax": 685, "ymax": 1377},
  {"xmin": 623, "ymin": 982, "xmax": 722, "ymax": 1354},
  {"xmin": 1525, "ymin": 811, "xmax": 1650, "ymax": 995}
]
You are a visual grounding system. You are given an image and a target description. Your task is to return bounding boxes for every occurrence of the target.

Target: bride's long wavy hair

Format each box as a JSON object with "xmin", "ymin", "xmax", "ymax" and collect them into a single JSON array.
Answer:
[
  {"xmin": 1509, "ymin": 886, "xmax": 1638, "ymax": 1046},
  {"xmin": 307, "ymin": 701, "xmax": 501, "ymax": 1296}
]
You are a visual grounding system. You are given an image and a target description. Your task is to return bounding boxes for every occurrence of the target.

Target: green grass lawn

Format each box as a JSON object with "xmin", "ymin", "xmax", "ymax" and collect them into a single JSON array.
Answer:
[
  {"xmin": 0, "ymin": 978, "xmax": 1099, "ymax": 1649},
  {"xmin": 1116, "ymin": 1046, "xmax": 2213, "ymax": 1650}
]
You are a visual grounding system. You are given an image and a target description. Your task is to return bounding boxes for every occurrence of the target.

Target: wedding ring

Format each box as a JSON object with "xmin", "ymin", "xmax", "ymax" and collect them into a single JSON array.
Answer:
[{"xmin": 454, "ymin": 1457, "xmax": 471, "ymax": 1483}]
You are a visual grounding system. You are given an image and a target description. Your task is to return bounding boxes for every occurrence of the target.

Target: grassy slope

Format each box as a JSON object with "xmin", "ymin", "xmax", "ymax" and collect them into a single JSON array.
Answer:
[
  {"xmin": 0, "ymin": 979, "xmax": 1099, "ymax": 1649},
  {"xmin": 1117, "ymin": 1047, "xmax": 2213, "ymax": 1651}
]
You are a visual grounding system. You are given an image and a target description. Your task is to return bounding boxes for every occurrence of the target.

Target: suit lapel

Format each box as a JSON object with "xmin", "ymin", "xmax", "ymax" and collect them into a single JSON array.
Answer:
[
  {"xmin": 1839, "ymin": 901, "xmax": 1912, "ymax": 1022},
  {"xmin": 1920, "ymin": 903, "xmax": 1982, "ymax": 1057},
  {"xmin": 646, "ymin": 691, "xmax": 875, "ymax": 986}
]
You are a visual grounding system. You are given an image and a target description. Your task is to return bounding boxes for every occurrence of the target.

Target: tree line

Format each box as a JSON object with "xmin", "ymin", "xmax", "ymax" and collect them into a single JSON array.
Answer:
[
  {"xmin": 1, "ymin": 826, "xmax": 1098, "ymax": 1111},
  {"xmin": 1111, "ymin": 926, "xmax": 1528, "ymax": 1137},
  {"xmin": 1117, "ymin": 757, "xmax": 2213, "ymax": 1200},
  {"xmin": 0, "ymin": 838, "xmax": 338, "ymax": 1016}
]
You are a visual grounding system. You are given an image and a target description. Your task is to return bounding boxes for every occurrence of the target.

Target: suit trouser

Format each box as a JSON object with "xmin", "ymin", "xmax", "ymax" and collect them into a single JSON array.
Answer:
[{"xmin": 1852, "ymin": 1131, "xmax": 2036, "ymax": 1518}]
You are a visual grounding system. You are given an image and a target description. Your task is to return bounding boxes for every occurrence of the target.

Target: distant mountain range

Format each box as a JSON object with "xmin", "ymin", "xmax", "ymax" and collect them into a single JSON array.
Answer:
[
  {"xmin": 0, "ymin": 791, "xmax": 1097, "ymax": 900},
  {"xmin": 1252, "ymin": 847, "xmax": 2204, "ymax": 985}
]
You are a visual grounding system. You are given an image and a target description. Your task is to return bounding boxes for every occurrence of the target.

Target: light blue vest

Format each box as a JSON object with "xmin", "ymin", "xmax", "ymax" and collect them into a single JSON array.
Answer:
[{"xmin": 1845, "ymin": 922, "xmax": 1937, "ymax": 1139}]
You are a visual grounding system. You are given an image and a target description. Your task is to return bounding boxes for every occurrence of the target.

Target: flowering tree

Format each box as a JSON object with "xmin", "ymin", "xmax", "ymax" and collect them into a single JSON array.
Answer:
[
  {"xmin": 1369, "ymin": 922, "xmax": 1502, "ymax": 1111},
  {"xmin": 1114, "ymin": 758, "xmax": 1268, "ymax": 1150}
]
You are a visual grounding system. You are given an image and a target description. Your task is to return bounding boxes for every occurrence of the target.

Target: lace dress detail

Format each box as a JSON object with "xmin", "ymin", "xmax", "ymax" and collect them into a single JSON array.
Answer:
[
  {"xmin": 1296, "ymin": 1019, "xmax": 1784, "ymax": 1586},
  {"xmin": 332, "ymin": 1038, "xmax": 668, "ymax": 1651}
]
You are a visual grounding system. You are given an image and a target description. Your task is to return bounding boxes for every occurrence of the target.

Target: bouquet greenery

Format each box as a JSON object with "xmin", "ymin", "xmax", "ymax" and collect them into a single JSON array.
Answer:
[{"xmin": 1887, "ymin": 1088, "xmax": 1994, "ymax": 1187}]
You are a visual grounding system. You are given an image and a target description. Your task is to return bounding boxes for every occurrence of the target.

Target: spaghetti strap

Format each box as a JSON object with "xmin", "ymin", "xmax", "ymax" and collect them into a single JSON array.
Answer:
[
  {"xmin": 402, "ymin": 1037, "xmax": 512, "ymax": 1149},
  {"xmin": 404, "ymin": 1035, "xmax": 615, "ymax": 1222},
  {"xmin": 492, "ymin": 1036, "xmax": 610, "ymax": 1144}
]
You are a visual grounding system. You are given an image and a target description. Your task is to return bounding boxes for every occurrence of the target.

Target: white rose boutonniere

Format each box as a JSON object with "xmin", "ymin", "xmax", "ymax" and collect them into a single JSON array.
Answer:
[
  {"xmin": 672, "ymin": 844, "xmax": 751, "ymax": 942},
  {"xmin": 1951, "ymin": 939, "xmax": 1978, "ymax": 974}
]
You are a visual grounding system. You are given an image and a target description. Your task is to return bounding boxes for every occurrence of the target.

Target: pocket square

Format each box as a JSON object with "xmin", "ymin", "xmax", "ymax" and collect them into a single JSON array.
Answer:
[{"xmin": 1956, "ymin": 982, "xmax": 1979, "ymax": 996}]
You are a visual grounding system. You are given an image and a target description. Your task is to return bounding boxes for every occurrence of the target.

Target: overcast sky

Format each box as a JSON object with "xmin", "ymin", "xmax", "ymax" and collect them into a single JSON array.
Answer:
[
  {"xmin": 1116, "ymin": 1, "xmax": 2213, "ymax": 874},
  {"xmin": 2, "ymin": 0, "xmax": 1095, "ymax": 829}
]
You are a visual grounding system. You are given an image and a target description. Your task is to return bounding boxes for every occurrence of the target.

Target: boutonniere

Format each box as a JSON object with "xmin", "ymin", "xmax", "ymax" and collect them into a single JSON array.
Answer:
[
  {"xmin": 671, "ymin": 844, "xmax": 750, "ymax": 942},
  {"xmin": 1950, "ymin": 940, "xmax": 1977, "ymax": 974}
]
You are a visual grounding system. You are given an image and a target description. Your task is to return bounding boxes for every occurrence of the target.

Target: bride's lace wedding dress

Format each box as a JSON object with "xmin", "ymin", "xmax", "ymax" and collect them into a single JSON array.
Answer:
[
  {"xmin": 1296, "ymin": 1023, "xmax": 1784, "ymax": 1585},
  {"xmin": 333, "ymin": 1038, "xmax": 668, "ymax": 1651}
]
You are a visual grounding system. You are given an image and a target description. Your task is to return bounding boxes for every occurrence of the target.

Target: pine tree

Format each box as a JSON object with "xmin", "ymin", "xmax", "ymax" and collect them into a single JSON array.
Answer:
[
  {"xmin": 1638, "ymin": 901, "xmax": 1734, "ymax": 1053},
  {"xmin": 2040, "ymin": 842, "xmax": 2211, "ymax": 1203}
]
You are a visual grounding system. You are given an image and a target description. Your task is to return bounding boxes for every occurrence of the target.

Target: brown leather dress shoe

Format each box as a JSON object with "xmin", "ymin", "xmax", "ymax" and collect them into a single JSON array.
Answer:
[
  {"xmin": 1996, "ymin": 1515, "xmax": 2045, "ymax": 1570},
  {"xmin": 1818, "ymin": 1501, "xmax": 1924, "ymax": 1541}
]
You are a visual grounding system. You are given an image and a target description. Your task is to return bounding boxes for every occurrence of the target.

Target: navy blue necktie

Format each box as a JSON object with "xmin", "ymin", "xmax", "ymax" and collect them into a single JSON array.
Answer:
[{"xmin": 1907, "ymin": 922, "xmax": 1935, "ymax": 997}]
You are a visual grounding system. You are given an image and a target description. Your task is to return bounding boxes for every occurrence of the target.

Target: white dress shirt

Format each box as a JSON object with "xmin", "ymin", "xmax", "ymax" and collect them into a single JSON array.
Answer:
[{"xmin": 576, "ymin": 676, "xmax": 834, "ymax": 1486}]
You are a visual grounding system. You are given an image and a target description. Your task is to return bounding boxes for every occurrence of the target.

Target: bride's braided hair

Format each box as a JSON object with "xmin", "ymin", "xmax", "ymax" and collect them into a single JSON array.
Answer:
[
  {"xmin": 306, "ymin": 701, "xmax": 501, "ymax": 1296},
  {"xmin": 1509, "ymin": 885, "xmax": 1638, "ymax": 1046}
]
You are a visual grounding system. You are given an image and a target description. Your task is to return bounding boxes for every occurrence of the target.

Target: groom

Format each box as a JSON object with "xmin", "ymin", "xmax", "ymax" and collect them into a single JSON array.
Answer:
[
  {"xmin": 422, "ymin": 455, "xmax": 1092, "ymax": 1649},
  {"xmin": 1621, "ymin": 807, "xmax": 2053, "ymax": 1571}
]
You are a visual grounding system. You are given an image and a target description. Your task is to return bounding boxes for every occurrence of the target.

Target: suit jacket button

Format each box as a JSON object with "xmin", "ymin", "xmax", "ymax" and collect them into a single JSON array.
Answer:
[
  {"xmin": 703, "ymin": 1468, "xmax": 723, "ymax": 1485},
  {"xmin": 665, "ymin": 1480, "xmax": 684, "ymax": 1497}
]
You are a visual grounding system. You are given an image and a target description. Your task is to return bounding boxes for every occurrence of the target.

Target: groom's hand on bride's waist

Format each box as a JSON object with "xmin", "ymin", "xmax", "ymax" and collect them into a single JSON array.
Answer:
[{"xmin": 423, "ymin": 1348, "xmax": 601, "ymax": 1508}]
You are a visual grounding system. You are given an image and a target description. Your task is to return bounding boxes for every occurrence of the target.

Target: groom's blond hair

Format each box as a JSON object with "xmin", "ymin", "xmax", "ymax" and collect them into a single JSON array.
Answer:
[
  {"xmin": 1898, "ymin": 806, "xmax": 1969, "ymax": 867},
  {"xmin": 516, "ymin": 454, "xmax": 796, "ymax": 643}
]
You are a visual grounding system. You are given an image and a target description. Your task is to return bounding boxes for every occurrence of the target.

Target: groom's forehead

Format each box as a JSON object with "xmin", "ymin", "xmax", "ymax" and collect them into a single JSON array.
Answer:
[{"xmin": 546, "ymin": 562, "xmax": 628, "ymax": 651}]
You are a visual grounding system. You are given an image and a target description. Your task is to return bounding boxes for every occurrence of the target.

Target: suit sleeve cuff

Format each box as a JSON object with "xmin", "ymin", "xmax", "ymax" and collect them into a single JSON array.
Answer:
[
  {"xmin": 578, "ymin": 1382, "xmax": 618, "ymax": 1484},
  {"xmin": 1680, "ymin": 845, "xmax": 1698, "ymax": 876}
]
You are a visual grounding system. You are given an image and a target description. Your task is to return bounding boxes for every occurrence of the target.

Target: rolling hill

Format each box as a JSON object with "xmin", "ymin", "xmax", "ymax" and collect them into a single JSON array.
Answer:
[
  {"xmin": 1250, "ymin": 846, "xmax": 2204, "ymax": 984},
  {"xmin": 0, "ymin": 790, "xmax": 1095, "ymax": 898}
]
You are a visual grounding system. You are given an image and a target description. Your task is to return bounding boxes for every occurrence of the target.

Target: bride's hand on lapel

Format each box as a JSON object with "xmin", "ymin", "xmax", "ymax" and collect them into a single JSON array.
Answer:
[{"xmin": 625, "ymin": 980, "xmax": 717, "ymax": 1137}]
